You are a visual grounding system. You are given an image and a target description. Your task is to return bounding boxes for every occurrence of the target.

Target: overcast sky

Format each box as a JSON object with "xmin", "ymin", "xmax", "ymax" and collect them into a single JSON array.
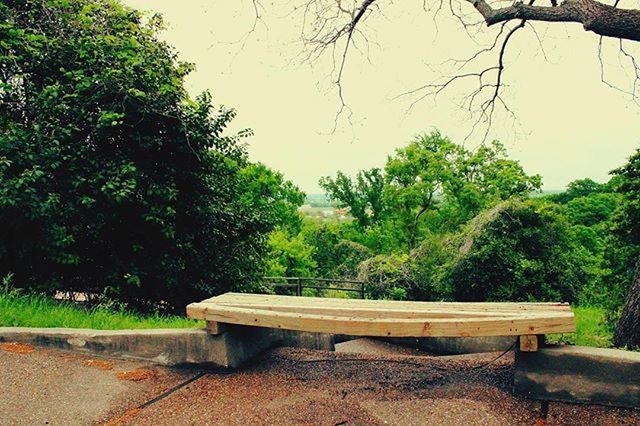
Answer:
[{"xmin": 124, "ymin": 0, "xmax": 640, "ymax": 193}]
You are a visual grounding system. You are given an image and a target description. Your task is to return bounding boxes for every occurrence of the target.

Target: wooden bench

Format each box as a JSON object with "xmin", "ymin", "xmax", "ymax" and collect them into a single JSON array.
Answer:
[{"xmin": 186, "ymin": 293, "xmax": 576, "ymax": 352}]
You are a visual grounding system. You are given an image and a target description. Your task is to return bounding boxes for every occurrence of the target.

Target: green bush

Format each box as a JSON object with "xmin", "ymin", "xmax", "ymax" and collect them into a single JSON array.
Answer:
[
  {"xmin": 405, "ymin": 233, "xmax": 455, "ymax": 300},
  {"xmin": 357, "ymin": 253, "xmax": 410, "ymax": 300},
  {"xmin": 447, "ymin": 200, "xmax": 589, "ymax": 302}
]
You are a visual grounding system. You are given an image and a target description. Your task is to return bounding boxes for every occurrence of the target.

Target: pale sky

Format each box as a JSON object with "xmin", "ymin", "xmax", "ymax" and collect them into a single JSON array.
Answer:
[{"xmin": 125, "ymin": 0, "xmax": 640, "ymax": 193}]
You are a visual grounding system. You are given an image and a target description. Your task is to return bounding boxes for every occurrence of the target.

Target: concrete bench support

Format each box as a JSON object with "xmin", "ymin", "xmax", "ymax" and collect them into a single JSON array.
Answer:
[
  {"xmin": 514, "ymin": 345, "xmax": 640, "ymax": 409},
  {"xmin": 385, "ymin": 335, "xmax": 517, "ymax": 355},
  {"xmin": 0, "ymin": 326, "xmax": 335, "ymax": 368}
]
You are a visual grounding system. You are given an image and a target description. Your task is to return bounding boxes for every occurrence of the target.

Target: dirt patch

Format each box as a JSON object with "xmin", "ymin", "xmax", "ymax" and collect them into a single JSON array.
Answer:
[
  {"xmin": 116, "ymin": 369, "xmax": 156, "ymax": 382},
  {"xmin": 336, "ymin": 338, "xmax": 433, "ymax": 357},
  {"xmin": 1, "ymin": 342, "xmax": 35, "ymax": 355},
  {"xmin": 85, "ymin": 359, "xmax": 115, "ymax": 371}
]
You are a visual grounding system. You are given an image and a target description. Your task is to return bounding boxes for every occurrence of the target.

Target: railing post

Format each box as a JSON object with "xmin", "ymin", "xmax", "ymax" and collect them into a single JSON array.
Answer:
[
  {"xmin": 361, "ymin": 281, "xmax": 365, "ymax": 299},
  {"xmin": 296, "ymin": 278, "xmax": 302, "ymax": 297}
]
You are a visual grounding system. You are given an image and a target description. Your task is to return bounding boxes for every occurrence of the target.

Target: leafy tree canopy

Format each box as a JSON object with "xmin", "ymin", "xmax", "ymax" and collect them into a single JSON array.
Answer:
[
  {"xmin": 0, "ymin": 0, "xmax": 300, "ymax": 310},
  {"xmin": 319, "ymin": 168, "xmax": 385, "ymax": 229},
  {"xmin": 321, "ymin": 131, "xmax": 541, "ymax": 251}
]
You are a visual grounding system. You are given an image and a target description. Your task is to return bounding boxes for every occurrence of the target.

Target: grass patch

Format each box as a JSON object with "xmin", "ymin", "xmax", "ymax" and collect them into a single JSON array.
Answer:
[
  {"xmin": 547, "ymin": 306, "xmax": 613, "ymax": 348},
  {"xmin": 0, "ymin": 291, "xmax": 202, "ymax": 330}
]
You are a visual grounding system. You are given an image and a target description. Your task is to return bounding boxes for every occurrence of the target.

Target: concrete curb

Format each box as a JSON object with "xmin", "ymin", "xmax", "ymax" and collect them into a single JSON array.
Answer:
[
  {"xmin": 514, "ymin": 345, "xmax": 640, "ymax": 409},
  {"xmin": 0, "ymin": 326, "xmax": 334, "ymax": 368}
]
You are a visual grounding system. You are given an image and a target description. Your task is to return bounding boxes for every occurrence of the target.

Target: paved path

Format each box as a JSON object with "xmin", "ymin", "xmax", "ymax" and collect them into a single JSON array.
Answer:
[
  {"xmin": 0, "ymin": 344, "xmax": 191, "ymax": 425},
  {"xmin": 1, "ymin": 340, "xmax": 639, "ymax": 425}
]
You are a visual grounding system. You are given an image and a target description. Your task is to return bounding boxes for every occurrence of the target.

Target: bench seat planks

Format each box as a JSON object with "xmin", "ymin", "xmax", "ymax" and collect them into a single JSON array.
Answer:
[{"xmin": 186, "ymin": 292, "xmax": 575, "ymax": 338}]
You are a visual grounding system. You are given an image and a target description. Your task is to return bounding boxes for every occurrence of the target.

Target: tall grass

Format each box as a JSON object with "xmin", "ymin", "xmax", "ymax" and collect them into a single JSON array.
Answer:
[
  {"xmin": 0, "ymin": 290, "xmax": 202, "ymax": 330},
  {"xmin": 548, "ymin": 306, "xmax": 613, "ymax": 348}
]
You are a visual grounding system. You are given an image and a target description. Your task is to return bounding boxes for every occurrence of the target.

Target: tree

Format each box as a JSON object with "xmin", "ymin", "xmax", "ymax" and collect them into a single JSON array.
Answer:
[
  {"xmin": 319, "ymin": 167, "xmax": 385, "ymax": 228},
  {"xmin": 445, "ymin": 140, "xmax": 542, "ymax": 224},
  {"xmin": 265, "ymin": 230, "xmax": 317, "ymax": 277},
  {"xmin": 385, "ymin": 132, "xmax": 540, "ymax": 249},
  {"xmin": 550, "ymin": 178, "xmax": 608, "ymax": 204},
  {"xmin": 238, "ymin": 162, "xmax": 306, "ymax": 234},
  {"xmin": 385, "ymin": 132, "xmax": 461, "ymax": 250},
  {"xmin": 0, "ymin": 0, "xmax": 292, "ymax": 310},
  {"xmin": 610, "ymin": 149, "xmax": 640, "ymax": 348},
  {"xmin": 299, "ymin": 221, "xmax": 372, "ymax": 278}
]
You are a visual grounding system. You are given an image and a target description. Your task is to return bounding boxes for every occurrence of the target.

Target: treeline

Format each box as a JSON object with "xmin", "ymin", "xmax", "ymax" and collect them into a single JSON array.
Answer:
[{"xmin": 266, "ymin": 132, "xmax": 640, "ymax": 324}]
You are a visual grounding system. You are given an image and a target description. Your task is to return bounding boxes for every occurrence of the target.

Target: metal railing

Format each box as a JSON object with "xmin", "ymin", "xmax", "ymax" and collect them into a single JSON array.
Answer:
[{"xmin": 263, "ymin": 276, "xmax": 366, "ymax": 299}]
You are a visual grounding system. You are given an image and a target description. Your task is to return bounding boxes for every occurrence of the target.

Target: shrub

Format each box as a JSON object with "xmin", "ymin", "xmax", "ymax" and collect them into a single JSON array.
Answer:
[
  {"xmin": 357, "ymin": 253, "xmax": 410, "ymax": 300},
  {"xmin": 447, "ymin": 200, "xmax": 587, "ymax": 302}
]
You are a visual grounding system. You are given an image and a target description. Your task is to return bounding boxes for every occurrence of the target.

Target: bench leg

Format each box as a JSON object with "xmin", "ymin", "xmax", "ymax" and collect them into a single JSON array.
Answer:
[
  {"xmin": 519, "ymin": 334, "xmax": 540, "ymax": 352},
  {"xmin": 206, "ymin": 321, "xmax": 227, "ymax": 335}
]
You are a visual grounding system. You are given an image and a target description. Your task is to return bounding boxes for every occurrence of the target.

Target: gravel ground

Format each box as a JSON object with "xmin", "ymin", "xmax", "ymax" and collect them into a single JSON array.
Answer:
[
  {"xmin": 119, "ymin": 346, "xmax": 640, "ymax": 426},
  {"xmin": 2, "ymin": 341, "xmax": 639, "ymax": 426}
]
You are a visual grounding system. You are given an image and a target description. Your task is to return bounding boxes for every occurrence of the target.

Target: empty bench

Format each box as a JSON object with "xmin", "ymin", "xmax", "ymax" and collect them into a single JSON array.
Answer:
[{"xmin": 186, "ymin": 292, "xmax": 575, "ymax": 352}]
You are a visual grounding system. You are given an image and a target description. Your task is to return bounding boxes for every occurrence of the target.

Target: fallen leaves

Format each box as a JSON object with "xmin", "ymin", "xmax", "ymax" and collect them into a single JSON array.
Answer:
[
  {"xmin": 0, "ymin": 342, "xmax": 35, "ymax": 355},
  {"xmin": 84, "ymin": 359, "xmax": 115, "ymax": 370},
  {"xmin": 116, "ymin": 368, "xmax": 156, "ymax": 382}
]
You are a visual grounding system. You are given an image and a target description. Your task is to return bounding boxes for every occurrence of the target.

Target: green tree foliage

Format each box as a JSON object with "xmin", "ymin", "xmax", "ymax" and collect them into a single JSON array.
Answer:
[
  {"xmin": 298, "ymin": 221, "xmax": 372, "ymax": 279},
  {"xmin": 319, "ymin": 168, "xmax": 385, "ymax": 229},
  {"xmin": 539, "ymin": 179, "xmax": 622, "ymax": 306},
  {"xmin": 319, "ymin": 132, "xmax": 541, "ymax": 253},
  {"xmin": 610, "ymin": 150, "xmax": 640, "ymax": 248},
  {"xmin": 447, "ymin": 201, "xmax": 588, "ymax": 303},
  {"xmin": 549, "ymin": 178, "xmax": 609, "ymax": 204},
  {"xmin": 609, "ymin": 149, "xmax": 640, "ymax": 347},
  {"xmin": 564, "ymin": 193, "xmax": 620, "ymax": 228},
  {"xmin": 357, "ymin": 253, "xmax": 410, "ymax": 300},
  {"xmin": 385, "ymin": 132, "xmax": 462, "ymax": 250},
  {"xmin": 238, "ymin": 162, "xmax": 306, "ymax": 234},
  {"xmin": 447, "ymin": 141, "xmax": 542, "ymax": 223},
  {"xmin": 265, "ymin": 230, "xmax": 317, "ymax": 277},
  {"xmin": 0, "ymin": 0, "xmax": 299, "ymax": 310}
]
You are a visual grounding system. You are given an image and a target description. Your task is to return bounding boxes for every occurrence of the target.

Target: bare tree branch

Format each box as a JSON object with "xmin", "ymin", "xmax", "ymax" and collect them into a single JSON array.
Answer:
[
  {"xmin": 470, "ymin": 0, "xmax": 640, "ymax": 41},
  {"xmin": 232, "ymin": 0, "xmax": 640, "ymax": 138}
]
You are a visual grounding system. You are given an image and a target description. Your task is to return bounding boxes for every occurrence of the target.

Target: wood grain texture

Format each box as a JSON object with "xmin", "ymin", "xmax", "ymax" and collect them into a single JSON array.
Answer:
[{"xmin": 187, "ymin": 293, "xmax": 576, "ymax": 338}]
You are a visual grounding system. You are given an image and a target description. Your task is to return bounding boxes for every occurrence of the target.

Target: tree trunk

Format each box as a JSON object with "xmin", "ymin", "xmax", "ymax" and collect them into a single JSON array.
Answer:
[{"xmin": 613, "ymin": 255, "xmax": 640, "ymax": 348}]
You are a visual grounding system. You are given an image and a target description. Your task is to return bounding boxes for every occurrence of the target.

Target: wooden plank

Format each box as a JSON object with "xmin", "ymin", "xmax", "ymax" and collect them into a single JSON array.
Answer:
[
  {"xmin": 214, "ymin": 292, "xmax": 572, "ymax": 311},
  {"xmin": 210, "ymin": 293, "xmax": 571, "ymax": 312},
  {"xmin": 187, "ymin": 304, "xmax": 576, "ymax": 337},
  {"xmin": 199, "ymin": 303, "xmax": 525, "ymax": 319},
  {"xmin": 519, "ymin": 334, "xmax": 539, "ymax": 352}
]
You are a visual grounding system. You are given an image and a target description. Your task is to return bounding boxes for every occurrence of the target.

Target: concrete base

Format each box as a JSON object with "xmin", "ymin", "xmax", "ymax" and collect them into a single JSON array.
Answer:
[
  {"xmin": 386, "ymin": 336, "xmax": 517, "ymax": 355},
  {"xmin": 0, "ymin": 326, "xmax": 335, "ymax": 368},
  {"xmin": 277, "ymin": 329, "xmax": 335, "ymax": 351},
  {"xmin": 515, "ymin": 345, "xmax": 640, "ymax": 409}
]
